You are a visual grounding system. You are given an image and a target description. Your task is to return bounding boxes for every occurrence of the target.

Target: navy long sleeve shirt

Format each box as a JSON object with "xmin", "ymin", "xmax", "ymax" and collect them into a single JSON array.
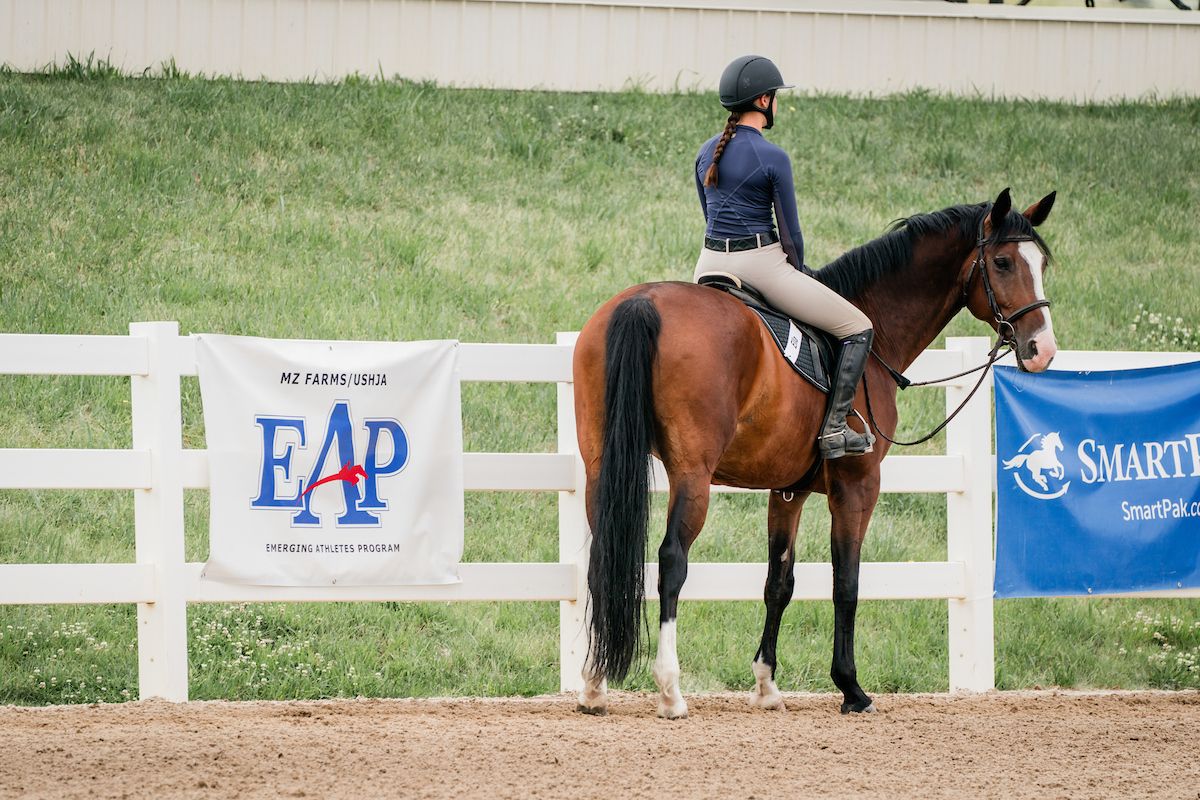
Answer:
[{"xmin": 695, "ymin": 125, "xmax": 806, "ymax": 271}]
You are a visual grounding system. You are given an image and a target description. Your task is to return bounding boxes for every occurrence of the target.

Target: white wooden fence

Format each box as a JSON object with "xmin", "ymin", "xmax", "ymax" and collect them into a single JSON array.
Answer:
[
  {"xmin": 0, "ymin": 323, "xmax": 1196, "ymax": 701},
  {"xmin": 2, "ymin": 0, "xmax": 1198, "ymax": 102}
]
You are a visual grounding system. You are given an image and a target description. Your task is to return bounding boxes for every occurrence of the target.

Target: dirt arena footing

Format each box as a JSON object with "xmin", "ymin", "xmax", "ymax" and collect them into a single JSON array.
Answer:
[{"xmin": 2, "ymin": 690, "xmax": 1198, "ymax": 799}]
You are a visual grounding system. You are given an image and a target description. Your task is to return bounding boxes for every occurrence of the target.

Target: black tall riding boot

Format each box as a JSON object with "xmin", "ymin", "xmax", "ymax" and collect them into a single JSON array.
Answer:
[{"xmin": 818, "ymin": 329, "xmax": 877, "ymax": 459}]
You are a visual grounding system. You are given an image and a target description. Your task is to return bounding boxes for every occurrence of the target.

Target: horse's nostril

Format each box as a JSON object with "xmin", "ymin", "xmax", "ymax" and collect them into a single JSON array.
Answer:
[{"xmin": 1028, "ymin": 340, "xmax": 1039, "ymax": 357}]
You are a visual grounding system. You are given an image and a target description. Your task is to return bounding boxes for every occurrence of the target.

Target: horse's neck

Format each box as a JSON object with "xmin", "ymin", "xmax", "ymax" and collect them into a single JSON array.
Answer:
[{"xmin": 857, "ymin": 234, "xmax": 974, "ymax": 373}]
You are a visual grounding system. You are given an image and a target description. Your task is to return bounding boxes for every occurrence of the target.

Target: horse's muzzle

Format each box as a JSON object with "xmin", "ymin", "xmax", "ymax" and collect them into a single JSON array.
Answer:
[{"xmin": 1018, "ymin": 330, "xmax": 1057, "ymax": 373}]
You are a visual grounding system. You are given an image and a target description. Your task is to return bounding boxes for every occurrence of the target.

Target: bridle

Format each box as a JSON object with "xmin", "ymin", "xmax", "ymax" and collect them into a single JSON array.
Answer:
[
  {"xmin": 863, "ymin": 206, "xmax": 1052, "ymax": 448},
  {"xmin": 962, "ymin": 207, "xmax": 1051, "ymax": 351}
]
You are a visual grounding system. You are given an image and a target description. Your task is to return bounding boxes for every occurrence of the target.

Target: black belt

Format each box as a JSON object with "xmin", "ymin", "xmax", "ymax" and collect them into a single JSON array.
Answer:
[{"xmin": 704, "ymin": 231, "xmax": 779, "ymax": 252}]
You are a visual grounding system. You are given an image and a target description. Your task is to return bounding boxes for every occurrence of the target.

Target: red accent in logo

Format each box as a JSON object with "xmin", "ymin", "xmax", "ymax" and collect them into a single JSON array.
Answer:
[{"xmin": 301, "ymin": 460, "xmax": 368, "ymax": 497}]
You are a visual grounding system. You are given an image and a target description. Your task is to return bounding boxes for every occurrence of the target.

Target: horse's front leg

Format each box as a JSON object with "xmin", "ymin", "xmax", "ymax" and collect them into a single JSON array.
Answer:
[
  {"xmin": 828, "ymin": 470, "xmax": 881, "ymax": 714},
  {"xmin": 749, "ymin": 490, "xmax": 808, "ymax": 711},
  {"xmin": 653, "ymin": 475, "xmax": 711, "ymax": 720}
]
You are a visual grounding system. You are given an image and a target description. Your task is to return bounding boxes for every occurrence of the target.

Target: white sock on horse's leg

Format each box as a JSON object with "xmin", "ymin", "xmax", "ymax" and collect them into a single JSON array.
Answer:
[
  {"xmin": 652, "ymin": 620, "xmax": 688, "ymax": 719},
  {"xmin": 577, "ymin": 666, "xmax": 608, "ymax": 714},
  {"xmin": 749, "ymin": 657, "xmax": 786, "ymax": 710}
]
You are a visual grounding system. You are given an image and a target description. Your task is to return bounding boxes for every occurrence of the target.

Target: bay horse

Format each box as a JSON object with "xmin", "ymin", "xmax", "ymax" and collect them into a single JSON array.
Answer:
[{"xmin": 573, "ymin": 188, "xmax": 1057, "ymax": 718}]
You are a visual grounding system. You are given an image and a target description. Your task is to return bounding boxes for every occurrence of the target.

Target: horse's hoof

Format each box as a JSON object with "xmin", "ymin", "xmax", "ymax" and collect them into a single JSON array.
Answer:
[
  {"xmin": 748, "ymin": 691, "xmax": 786, "ymax": 711},
  {"xmin": 657, "ymin": 700, "xmax": 689, "ymax": 720},
  {"xmin": 840, "ymin": 700, "xmax": 877, "ymax": 714},
  {"xmin": 576, "ymin": 703, "xmax": 608, "ymax": 716}
]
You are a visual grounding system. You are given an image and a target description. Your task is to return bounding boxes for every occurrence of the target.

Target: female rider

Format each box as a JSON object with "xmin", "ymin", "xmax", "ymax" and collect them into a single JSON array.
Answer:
[{"xmin": 694, "ymin": 55, "xmax": 875, "ymax": 459}]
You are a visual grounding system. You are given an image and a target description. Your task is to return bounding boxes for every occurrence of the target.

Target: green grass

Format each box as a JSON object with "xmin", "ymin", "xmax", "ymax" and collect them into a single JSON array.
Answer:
[{"xmin": 1, "ymin": 70, "xmax": 1198, "ymax": 704}]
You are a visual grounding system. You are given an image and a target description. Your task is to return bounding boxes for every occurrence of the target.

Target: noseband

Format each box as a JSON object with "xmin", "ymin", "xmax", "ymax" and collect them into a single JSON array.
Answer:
[{"xmin": 962, "ymin": 208, "xmax": 1051, "ymax": 349}]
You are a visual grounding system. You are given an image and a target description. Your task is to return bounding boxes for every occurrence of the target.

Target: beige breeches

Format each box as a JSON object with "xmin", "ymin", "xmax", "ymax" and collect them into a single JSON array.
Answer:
[{"xmin": 694, "ymin": 242, "xmax": 871, "ymax": 339}]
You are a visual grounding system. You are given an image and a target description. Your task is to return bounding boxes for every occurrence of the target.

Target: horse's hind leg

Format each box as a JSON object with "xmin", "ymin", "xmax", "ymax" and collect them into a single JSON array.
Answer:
[
  {"xmin": 578, "ymin": 672, "xmax": 608, "ymax": 715},
  {"xmin": 653, "ymin": 473, "xmax": 711, "ymax": 720},
  {"xmin": 750, "ymin": 490, "xmax": 808, "ymax": 711},
  {"xmin": 577, "ymin": 474, "xmax": 609, "ymax": 715}
]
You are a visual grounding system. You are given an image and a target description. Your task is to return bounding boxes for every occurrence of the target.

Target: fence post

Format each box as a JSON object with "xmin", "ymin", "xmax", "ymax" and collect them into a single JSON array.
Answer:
[
  {"xmin": 556, "ymin": 332, "xmax": 588, "ymax": 693},
  {"xmin": 130, "ymin": 321, "xmax": 190, "ymax": 701},
  {"xmin": 944, "ymin": 336, "xmax": 995, "ymax": 692}
]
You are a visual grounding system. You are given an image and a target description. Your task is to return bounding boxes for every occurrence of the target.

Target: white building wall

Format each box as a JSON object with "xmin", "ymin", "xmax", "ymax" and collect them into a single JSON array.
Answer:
[{"xmin": 1, "ymin": 0, "xmax": 1197, "ymax": 101}]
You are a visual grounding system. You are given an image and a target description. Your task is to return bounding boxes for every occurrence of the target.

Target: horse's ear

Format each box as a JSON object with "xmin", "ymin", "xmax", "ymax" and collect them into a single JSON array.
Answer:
[
  {"xmin": 989, "ymin": 188, "xmax": 1012, "ymax": 231},
  {"xmin": 1023, "ymin": 191, "xmax": 1056, "ymax": 227}
]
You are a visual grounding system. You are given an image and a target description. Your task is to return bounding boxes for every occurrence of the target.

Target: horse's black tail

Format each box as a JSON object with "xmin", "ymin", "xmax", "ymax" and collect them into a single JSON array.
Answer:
[{"xmin": 587, "ymin": 294, "xmax": 661, "ymax": 684}]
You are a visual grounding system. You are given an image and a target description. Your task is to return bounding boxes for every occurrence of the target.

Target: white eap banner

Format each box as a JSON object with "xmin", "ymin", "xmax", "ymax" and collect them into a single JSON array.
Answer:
[{"xmin": 196, "ymin": 335, "xmax": 464, "ymax": 587}]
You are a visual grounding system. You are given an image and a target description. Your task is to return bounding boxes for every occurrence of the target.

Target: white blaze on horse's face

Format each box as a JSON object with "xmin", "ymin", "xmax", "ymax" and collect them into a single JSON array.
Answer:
[{"xmin": 1018, "ymin": 241, "xmax": 1057, "ymax": 372}]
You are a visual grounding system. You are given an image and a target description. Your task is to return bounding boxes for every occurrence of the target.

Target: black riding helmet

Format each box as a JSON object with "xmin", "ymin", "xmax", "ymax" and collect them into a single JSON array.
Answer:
[{"xmin": 718, "ymin": 55, "xmax": 793, "ymax": 129}]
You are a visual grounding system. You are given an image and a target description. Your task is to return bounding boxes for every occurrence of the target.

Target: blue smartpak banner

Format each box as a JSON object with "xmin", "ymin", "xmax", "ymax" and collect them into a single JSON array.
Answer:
[{"xmin": 994, "ymin": 361, "xmax": 1200, "ymax": 598}]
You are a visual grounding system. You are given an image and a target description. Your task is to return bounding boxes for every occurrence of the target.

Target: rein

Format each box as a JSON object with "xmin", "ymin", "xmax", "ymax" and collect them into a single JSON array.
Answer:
[
  {"xmin": 862, "ymin": 207, "xmax": 1048, "ymax": 448},
  {"xmin": 864, "ymin": 338, "xmax": 1009, "ymax": 447}
]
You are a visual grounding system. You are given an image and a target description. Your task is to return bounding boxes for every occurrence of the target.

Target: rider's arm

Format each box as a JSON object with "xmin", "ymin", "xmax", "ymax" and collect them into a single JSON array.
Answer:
[
  {"xmin": 769, "ymin": 153, "xmax": 811, "ymax": 275},
  {"xmin": 695, "ymin": 152, "xmax": 709, "ymax": 220}
]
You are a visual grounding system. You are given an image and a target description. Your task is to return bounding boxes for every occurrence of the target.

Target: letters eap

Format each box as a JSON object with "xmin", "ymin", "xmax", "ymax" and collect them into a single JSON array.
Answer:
[
  {"xmin": 196, "ymin": 335, "xmax": 464, "ymax": 587},
  {"xmin": 252, "ymin": 401, "xmax": 408, "ymax": 527}
]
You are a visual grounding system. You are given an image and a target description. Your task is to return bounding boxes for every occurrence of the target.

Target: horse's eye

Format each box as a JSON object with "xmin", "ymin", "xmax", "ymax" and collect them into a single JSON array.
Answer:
[{"xmin": 994, "ymin": 255, "xmax": 1012, "ymax": 271}]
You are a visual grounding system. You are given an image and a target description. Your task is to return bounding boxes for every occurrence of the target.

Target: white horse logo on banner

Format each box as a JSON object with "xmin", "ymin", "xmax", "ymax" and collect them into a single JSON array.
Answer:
[{"xmin": 1003, "ymin": 431, "xmax": 1070, "ymax": 500}]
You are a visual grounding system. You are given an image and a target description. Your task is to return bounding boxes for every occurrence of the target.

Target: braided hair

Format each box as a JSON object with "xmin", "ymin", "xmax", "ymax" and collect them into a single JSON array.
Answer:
[{"xmin": 703, "ymin": 111, "xmax": 741, "ymax": 188}]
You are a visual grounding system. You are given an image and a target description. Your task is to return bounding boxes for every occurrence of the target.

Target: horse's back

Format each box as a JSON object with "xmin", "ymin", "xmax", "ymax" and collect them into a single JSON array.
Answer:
[
  {"xmin": 573, "ymin": 281, "xmax": 826, "ymax": 488},
  {"xmin": 575, "ymin": 281, "xmax": 768, "ymax": 395}
]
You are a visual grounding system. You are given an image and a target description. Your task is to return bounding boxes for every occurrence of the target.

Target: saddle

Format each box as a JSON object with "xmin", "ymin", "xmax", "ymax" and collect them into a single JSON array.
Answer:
[{"xmin": 697, "ymin": 272, "xmax": 837, "ymax": 394}]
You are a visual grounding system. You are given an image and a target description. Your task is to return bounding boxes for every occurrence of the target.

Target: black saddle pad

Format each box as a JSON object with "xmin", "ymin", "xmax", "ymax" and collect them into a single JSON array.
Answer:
[{"xmin": 698, "ymin": 276, "xmax": 836, "ymax": 393}]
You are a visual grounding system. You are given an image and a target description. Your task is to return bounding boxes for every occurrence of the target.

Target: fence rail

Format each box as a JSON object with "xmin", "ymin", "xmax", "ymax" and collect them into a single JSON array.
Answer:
[{"xmin": 1, "ymin": 322, "xmax": 1196, "ymax": 701}]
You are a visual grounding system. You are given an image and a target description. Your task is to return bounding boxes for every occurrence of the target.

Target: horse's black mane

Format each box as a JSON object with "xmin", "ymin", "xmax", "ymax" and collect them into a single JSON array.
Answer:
[{"xmin": 814, "ymin": 202, "xmax": 1052, "ymax": 300}]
